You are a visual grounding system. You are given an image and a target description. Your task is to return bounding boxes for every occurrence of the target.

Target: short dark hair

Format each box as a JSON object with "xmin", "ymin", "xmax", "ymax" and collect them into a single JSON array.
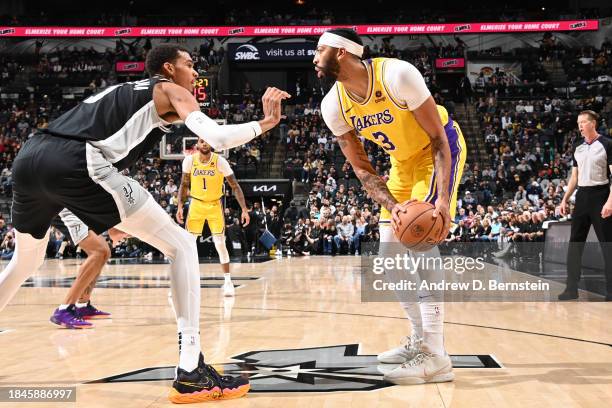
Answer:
[
  {"xmin": 325, "ymin": 28, "xmax": 363, "ymax": 46},
  {"xmin": 578, "ymin": 110, "xmax": 599, "ymax": 123},
  {"xmin": 145, "ymin": 44, "xmax": 190, "ymax": 77}
]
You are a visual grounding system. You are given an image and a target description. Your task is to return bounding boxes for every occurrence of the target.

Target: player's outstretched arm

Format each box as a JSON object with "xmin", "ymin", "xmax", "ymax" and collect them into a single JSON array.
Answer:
[
  {"xmin": 336, "ymin": 130, "xmax": 407, "ymax": 230},
  {"xmin": 157, "ymin": 83, "xmax": 290, "ymax": 150}
]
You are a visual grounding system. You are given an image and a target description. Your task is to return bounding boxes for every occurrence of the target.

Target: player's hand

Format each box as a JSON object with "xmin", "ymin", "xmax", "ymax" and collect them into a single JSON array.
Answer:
[
  {"xmin": 391, "ymin": 199, "xmax": 417, "ymax": 232},
  {"xmin": 108, "ymin": 227, "xmax": 130, "ymax": 247},
  {"xmin": 176, "ymin": 207, "xmax": 184, "ymax": 224},
  {"xmin": 601, "ymin": 201, "xmax": 612, "ymax": 218},
  {"xmin": 433, "ymin": 198, "xmax": 451, "ymax": 242},
  {"xmin": 559, "ymin": 200, "xmax": 568, "ymax": 217},
  {"xmin": 261, "ymin": 87, "xmax": 291, "ymax": 127},
  {"xmin": 241, "ymin": 210, "xmax": 250, "ymax": 227}
]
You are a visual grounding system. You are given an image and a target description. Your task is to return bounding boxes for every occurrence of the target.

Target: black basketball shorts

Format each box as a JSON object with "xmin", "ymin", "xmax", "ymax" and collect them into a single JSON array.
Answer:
[{"xmin": 11, "ymin": 133, "xmax": 150, "ymax": 239}]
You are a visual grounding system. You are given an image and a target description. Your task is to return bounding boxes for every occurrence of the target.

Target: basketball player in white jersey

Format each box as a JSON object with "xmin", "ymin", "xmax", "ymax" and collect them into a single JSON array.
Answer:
[{"xmin": 0, "ymin": 44, "xmax": 290, "ymax": 403}]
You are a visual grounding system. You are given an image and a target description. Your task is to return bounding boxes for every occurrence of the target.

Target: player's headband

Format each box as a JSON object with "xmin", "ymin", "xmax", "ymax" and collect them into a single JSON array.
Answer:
[{"xmin": 317, "ymin": 32, "xmax": 363, "ymax": 58}]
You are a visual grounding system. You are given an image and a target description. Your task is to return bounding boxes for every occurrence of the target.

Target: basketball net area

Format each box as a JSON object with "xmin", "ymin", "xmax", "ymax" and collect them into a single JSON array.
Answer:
[{"xmin": 159, "ymin": 119, "xmax": 229, "ymax": 160}]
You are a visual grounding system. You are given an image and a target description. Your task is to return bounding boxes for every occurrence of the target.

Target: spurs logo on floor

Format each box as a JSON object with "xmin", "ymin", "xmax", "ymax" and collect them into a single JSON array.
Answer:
[{"xmin": 88, "ymin": 344, "xmax": 500, "ymax": 392}]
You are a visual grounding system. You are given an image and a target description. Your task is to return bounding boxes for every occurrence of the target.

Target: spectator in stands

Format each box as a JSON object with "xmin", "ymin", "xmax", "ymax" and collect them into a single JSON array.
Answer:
[{"xmin": 334, "ymin": 215, "xmax": 354, "ymax": 255}]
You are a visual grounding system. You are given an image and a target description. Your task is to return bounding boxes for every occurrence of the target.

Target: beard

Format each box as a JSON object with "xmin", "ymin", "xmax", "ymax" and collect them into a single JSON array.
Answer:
[{"xmin": 316, "ymin": 57, "xmax": 341, "ymax": 92}]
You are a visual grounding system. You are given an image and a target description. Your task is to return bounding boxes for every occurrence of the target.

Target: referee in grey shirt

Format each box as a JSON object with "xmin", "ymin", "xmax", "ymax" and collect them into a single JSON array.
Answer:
[{"xmin": 558, "ymin": 110, "xmax": 612, "ymax": 301}]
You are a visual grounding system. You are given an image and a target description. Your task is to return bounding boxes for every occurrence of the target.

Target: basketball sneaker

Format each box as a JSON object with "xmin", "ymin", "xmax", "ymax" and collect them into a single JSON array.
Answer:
[
  {"xmin": 223, "ymin": 280, "xmax": 235, "ymax": 297},
  {"xmin": 377, "ymin": 334, "xmax": 423, "ymax": 364},
  {"xmin": 383, "ymin": 351, "xmax": 454, "ymax": 385},
  {"xmin": 76, "ymin": 301, "xmax": 111, "ymax": 320},
  {"xmin": 168, "ymin": 353, "xmax": 250, "ymax": 403},
  {"xmin": 50, "ymin": 305, "xmax": 93, "ymax": 329}
]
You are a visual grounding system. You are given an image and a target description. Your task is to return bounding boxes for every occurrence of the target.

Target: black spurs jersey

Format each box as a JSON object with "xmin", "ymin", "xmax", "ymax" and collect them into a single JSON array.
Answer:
[{"xmin": 45, "ymin": 75, "xmax": 173, "ymax": 170}]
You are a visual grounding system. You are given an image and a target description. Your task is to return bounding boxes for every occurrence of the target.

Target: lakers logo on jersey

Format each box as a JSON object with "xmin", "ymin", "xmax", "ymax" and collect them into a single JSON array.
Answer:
[
  {"xmin": 336, "ymin": 57, "xmax": 449, "ymax": 161},
  {"xmin": 193, "ymin": 169, "xmax": 216, "ymax": 177},
  {"xmin": 349, "ymin": 109, "xmax": 394, "ymax": 132},
  {"xmin": 190, "ymin": 152, "xmax": 224, "ymax": 202}
]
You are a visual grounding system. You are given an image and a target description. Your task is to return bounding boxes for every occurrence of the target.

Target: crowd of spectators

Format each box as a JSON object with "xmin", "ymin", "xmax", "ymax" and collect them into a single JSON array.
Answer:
[
  {"xmin": 460, "ymin": 88, "xmax": 612, "ymax": 245},
  {"xmin": 5, "ymin": 38, "xmax": 225, "ymax": 90},
  {"xmin": 468, "ymin": 35, "xmax": 612, "ymax": 100},
  {"xmin": 3, "ymin": 35, "xmax": 612, "ymax": 259}
]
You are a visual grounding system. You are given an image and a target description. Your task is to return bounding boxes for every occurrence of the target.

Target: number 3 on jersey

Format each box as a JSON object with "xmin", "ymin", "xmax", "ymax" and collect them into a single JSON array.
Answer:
[{"xmin": 372, "ymin": 131, "xmax": 396, "ymax": 151}]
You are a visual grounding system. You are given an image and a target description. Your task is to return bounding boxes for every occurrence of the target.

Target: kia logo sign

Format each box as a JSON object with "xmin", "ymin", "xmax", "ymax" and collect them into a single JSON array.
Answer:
[
  {"xmin": 253, "ymin": 185, "xmax": 277, "ymax": 192},
  {"xmin": 235, "ymin": 44, "xmax": 260, "ymax": 60},
  {"xmin": 454, "ymin": 24, "xmax": 470, "ymax": 32}
]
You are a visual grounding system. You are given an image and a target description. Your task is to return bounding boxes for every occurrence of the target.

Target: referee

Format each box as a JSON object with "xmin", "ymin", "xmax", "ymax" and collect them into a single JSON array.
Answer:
[{"xmin": 558, "ymin": 110, "xmax": 612, "ymax": 301}]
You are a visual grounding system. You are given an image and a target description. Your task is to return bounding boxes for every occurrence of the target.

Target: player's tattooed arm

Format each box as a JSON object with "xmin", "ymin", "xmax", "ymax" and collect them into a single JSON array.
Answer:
[
  {"xmin": 337, "ymin": 131, "xmax": 397, "ymax": 212},
  {"xmin": 178, "ymin": 173, "xmax": 191, "ymax": 208},
  {"xmin": 225, "ymin": 173, "xmax": 250, "ymax": 226},
  {"xmin": 225, "ymin": 174, "xmax": 248, "ymax": 212}
]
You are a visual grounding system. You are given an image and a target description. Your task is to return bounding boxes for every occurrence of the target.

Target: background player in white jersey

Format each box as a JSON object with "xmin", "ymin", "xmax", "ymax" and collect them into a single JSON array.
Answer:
[
  {"xmin": 0, "ymin": 44, "xmax": 290, "ymax": 403},
  {"xmin": 176, "ymin": 138, "xmax": 250, "ymax": 297}
]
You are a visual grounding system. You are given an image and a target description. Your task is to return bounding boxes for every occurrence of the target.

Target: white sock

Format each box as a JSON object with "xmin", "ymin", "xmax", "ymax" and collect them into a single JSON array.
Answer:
[
  {"xmin": 224, "ymin": 272, "xmax": 231, "ymax": 282},
  {"xmin": 59, "ymin": 304, "xmax": 70, "ymax": 310},
  {"xmin": 179, "ymin": 328, "xmax": 201, "ymax": 372},
  {"xmin": 420, "ymin": 302, "xmax": 445, "ymax": 356},
  {"xmin": 75, "ymin": 302, "xmax": 88, "ymax": 308},
  {"xmin": 399, "ymin": 301, "xmax": 423, "ymax": 339},
  {"xmin": 114, "ymin": 198, "xmax": 202, "ymax": 372}
]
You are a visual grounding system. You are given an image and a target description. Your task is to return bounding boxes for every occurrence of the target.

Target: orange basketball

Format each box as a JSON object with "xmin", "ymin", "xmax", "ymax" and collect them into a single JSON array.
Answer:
[{"xmin": 394, "ymin": 201, "xmax": 444, "ymax": 252}]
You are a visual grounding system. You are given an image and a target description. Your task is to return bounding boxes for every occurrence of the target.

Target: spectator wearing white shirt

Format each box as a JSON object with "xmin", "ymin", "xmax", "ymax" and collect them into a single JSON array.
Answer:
[{"xmin": 164, "ymin": 179, "xmax": 178, "ymax": 195}]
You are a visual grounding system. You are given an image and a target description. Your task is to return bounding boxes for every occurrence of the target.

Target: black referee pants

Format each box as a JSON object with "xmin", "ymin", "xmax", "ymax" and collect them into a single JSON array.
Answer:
[{"xmin": 566, "ymin": 185, "xmax": 612, "ymax": 295}]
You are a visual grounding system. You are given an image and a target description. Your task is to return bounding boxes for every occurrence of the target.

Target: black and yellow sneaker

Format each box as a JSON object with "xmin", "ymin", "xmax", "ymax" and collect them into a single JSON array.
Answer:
[{"xmin": 168, "ymin": 353, "xmax": 250, "ymax": 404}]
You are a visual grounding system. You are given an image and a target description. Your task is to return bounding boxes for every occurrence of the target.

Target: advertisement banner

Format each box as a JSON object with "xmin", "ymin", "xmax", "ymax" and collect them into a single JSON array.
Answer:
[
  {"xmin": 239, "ymin": 179, "xmax": 292, "ymax": 197},
  {"xmin": 435, "ymin": 58, "xmax": 465, "ymax": 69},
  {"xmin": 228, "ymin": 43, "xmax": 316, "ymax": 61},
  {"xmin": 0, "ymin": 21, "xmax": 599, "ymax": 37},
  {"xmin": 115, "ymin": 61, "xmax": 145, "ymax": 72}
]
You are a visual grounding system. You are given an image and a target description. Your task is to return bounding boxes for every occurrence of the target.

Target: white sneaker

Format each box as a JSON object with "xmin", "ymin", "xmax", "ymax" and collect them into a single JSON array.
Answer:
[
  {"xmin": 223, "ymin": 280, "xmax": 235, "ymax": 297},
  {"xmin": 377, "ymin": 334, "xmax": 423, "ymax": 364},
  {"xmin": 383, "ymin": 352, "xmax": 454, "ymax": 385}
]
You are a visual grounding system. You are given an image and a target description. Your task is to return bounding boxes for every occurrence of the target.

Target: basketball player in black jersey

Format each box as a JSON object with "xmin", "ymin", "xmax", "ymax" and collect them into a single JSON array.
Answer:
[{"xmin": 0, "ymin": 44, "xmax": 290, "ymax": 403}]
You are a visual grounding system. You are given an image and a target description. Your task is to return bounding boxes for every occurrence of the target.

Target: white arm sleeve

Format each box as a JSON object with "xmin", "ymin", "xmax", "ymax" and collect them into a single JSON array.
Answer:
[
  {"xmin": 384, "ymin": 59, "xmax": 431, "ymax": 111},
  {"xmin": 181, "ymin": 154, "xmax": 193, "ymax": 173},
  {"xmin": 216, "ymin": 155, "xmax": 234, "ymax": 177},
  {"xmin": 184, "ymin": 110, "xmax": 262, "ymax": 151},
  {"xmin": 321, "ymin": 86, "xmax": 353, "ymax": 136}
]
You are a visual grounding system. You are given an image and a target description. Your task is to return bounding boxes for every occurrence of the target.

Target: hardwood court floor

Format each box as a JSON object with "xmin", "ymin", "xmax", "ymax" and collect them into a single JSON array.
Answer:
[{"xmin": 0, "ymin": 256, "xmax": 610, "ymax": 408}]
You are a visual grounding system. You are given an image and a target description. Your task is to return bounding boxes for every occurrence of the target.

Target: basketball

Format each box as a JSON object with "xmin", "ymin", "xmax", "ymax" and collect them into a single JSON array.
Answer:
[{"xmin": 394, "ymin": 201, "xmax": 444, "ymax": 252}]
